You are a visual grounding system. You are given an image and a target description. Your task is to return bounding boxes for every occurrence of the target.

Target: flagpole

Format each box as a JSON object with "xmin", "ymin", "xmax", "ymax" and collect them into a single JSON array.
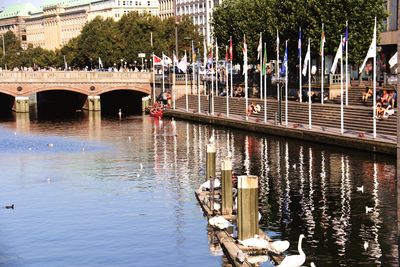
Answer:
[
  {"xmin": 173, "ymin": 52, "xmax": 176, "ymax": 110},
  {"xmin": 162, "ymin": 53, "xmax": 165, "ymax": 93},
  {"xmin": 226, "ymin": 45, "xmax": 229, "ymax": 118},
  {"xmin": 308, "ymin": 38, "xmax": 311, "ymax": 129},
  {"xmin": 215, "ymin": 38, "xmax": 218, "ymax": 99},
  {"xmin": 340, "ymin": 35, "xmax": 344, "ymax": 134},
  {"xmin": 264, "ymin": 42, "xmax": 267, "ymax": 124},
  {"xmin": 277, "ymin": 30, "xmax": 280, "ymax": 108},
  {"xmin": 285, "ymin": 40, "xmax": 288, "ymax": 126},
  {"xmin": 185, "ymin": 51, "xmax": 188, "ymax": 112},
  {"xmin": 299, "ymin": 27, "xmax": 302, "ymax": 103},
  {"xmin": 259, "ymin": 32, "xmax": 263, "ymax": 99},
  {"xmin": 345, "ymin": 20, "xmax": 349, "ymax": 106},
  {"xmin": 152, "ymin": 53, "xmax": 156, "ymax": 104},
  {"xmin": 230, "ymin": 36, "xmax": 233, "ymax": 97},
  {"xmin": 373, "ymin": 17, "xmax": 377, "ymax": 139},
  {"xmin": 244, "ymin": 35, "xmax": 248, "ymax": 121},
  {"xmin": 211, "ymin": 41, "xmax": 214, "ymax": 115},
  {"xmin": 321, "ymin": 23, "xmax": 324, "ymax": 104}
]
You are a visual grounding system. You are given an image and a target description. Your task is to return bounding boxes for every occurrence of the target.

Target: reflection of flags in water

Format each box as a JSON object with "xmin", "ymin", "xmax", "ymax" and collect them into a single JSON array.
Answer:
[
  {"xmin": 302, "ymin": 42, "xmax": 310, "ymax": 76},
  {"xmin": 64, "ymin": 55, "xmax": 68, "ymax": 70},
  {"xmin": 178, "ymin": 52, "xmax": 188, "ymax": 73},
  {"xmin": 359, "ymin": 18, "xmax": 376, "ymax": 73},
  {"xmin": 98, "ymin": 57, "xmax": 103, "ymax": 68},
  {"xmin": 330, "ymin": 39, "xmax": 343, "ymax": 74}
]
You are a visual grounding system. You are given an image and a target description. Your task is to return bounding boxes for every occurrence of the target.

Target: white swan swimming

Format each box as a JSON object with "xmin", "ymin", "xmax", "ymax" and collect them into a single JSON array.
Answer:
[
  {"xmin": 365, "ymin": 206, "xmax": 373, "ymax": 214},
  {"xmin": 356, "ymin": 185, "xmax": 364, "ymax": 193},
  {"xmin": 278, "ymin": 234, "xmax": 306, "ymax": 267},
  {"xmin": 208, "ymin": 216, "xmax": 232, "ymax": 230}
]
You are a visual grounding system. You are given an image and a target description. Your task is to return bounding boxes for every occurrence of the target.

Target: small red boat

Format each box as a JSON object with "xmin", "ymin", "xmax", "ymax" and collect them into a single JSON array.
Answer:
[{"xmin": 150, "ymin": 108, "xmax": 163, "ymax": 119}]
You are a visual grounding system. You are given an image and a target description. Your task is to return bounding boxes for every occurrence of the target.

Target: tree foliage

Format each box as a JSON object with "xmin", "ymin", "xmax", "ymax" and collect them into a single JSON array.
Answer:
[
  {"xmin": 212, "ymin": 0, "xmax": 387, "ymax": 65},
  {"xmin": 0, "ymin": 12, "xmax": 201, "ymax": 69}
]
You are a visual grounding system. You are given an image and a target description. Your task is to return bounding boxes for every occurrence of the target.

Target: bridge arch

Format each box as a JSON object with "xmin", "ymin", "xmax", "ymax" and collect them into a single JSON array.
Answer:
[
  {"xmin": 22, "ymin": 85, "xmax": 91, "ymax": 97},
  {"xmin": 98, "ymin": 85, "xmax": 151, "ymax": 96}
]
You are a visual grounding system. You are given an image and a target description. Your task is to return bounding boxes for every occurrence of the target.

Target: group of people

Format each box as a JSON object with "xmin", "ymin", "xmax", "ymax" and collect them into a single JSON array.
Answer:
[{"xmin": 369, "ymin": 88, "xmax": 398, "ymax": 119}]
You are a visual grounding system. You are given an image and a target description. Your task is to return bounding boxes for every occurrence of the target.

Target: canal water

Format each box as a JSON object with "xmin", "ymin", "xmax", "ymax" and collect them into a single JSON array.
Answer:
[{"xmin": 0, "ymin": 112, "xmax": 397, "ymax": 266}]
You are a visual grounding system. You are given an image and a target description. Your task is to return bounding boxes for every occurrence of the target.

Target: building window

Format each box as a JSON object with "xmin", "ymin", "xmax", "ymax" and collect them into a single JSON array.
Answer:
[
  {"xmin": 123, "ymin": 1, "xmax": 125, "ymax": 5},
  {"xmin": 148, "ymin": 0, "xmax": 150, "ymax": 6}
]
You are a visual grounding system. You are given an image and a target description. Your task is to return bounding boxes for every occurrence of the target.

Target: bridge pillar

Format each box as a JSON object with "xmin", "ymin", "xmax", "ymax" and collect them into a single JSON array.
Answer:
[
  {"xmin": 84, "ymin": 96, "xmax": 101, "ymax": 111},
  {"xmin": 13, "ymin": 96, "xmax": 29, "ymax": 113}
]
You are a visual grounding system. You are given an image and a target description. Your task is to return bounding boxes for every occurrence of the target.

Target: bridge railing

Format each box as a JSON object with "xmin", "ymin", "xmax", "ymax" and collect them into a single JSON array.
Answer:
[{"xmin": 0, "ymin": 71, "xmax": 152, "ymax": 83}]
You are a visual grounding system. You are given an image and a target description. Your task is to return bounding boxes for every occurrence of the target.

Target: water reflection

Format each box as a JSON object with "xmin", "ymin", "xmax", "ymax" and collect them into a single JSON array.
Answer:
[{"xmin": 0, "ymin": 115, "xmax": 397, "ymax": 267}]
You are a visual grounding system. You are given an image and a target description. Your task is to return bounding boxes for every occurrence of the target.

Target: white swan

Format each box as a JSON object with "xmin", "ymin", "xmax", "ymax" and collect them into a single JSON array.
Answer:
[
  {"xmin": 140, "ymin": 163, "xmax": 143, "ymax": 170},
  {"xmin": 199, "ymin": 178, "xmax": 221, "ymax": 191},
  {"xmin": 365, "ymin": 206, "xmax": 373, "ymax": 214},
  {"xmin": 239, "ymin": 235, "xmax": 269, "ymax": 248},
  {"xmin": 267, "ymin": 240, "xmax": 290, "ymax": 254},
  {"xmin": 118, "ymin": 108, "xmax": 122, "ymax": 118},
  {"xmin": 363, "ymin": 241, "xmax": 369, "ymax": 251},
  {"xmin": 356, "ymin": 185, "xmax": 364, "ymax": 193},
  {"xmin": 208, "ymin": 216, "xmax": 232, "ymax": 230},
  {"xmin": 278, "ymin": 234, "xmax": 306, "ymax": 267}
]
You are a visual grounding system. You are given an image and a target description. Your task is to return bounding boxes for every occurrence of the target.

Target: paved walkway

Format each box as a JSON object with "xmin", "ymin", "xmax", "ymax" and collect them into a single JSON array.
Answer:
[{"xmin": 165, "ymin": 107, "xmax": 397, "ymax": 155}]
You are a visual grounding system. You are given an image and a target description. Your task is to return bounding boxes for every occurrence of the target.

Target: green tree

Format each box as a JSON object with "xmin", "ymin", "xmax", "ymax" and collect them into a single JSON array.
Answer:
[{"xmin": 213, "ymin": 0, "xmax": 387, "ymax": 65}]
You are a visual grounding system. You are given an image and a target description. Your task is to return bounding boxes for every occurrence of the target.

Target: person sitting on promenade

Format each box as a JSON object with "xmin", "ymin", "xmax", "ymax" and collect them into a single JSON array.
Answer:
[
  {"xmin": 383, "ymin": 104, "xmax": 395, "ymax": 119},
  {"xmin": 376, "ymin": 101, "xmax": 385, "ymax": 119},
  {"xmin": 362, "ymin": 87, "xmax": 372, "ymax": 102},
  {"xmin": 387, "ymin": 90, "xmax": 397, "ymax": 108},
  {"xmin": 380, "ymin": 89, "xmax": 389, "ymax": 106}
]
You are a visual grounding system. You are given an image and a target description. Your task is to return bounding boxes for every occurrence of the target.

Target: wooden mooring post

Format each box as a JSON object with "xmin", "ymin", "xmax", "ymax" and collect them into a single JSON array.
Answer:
[
  {"xmin": 237, "ymin": 175, "xmax": 259, "ymax": 241},
  {"xmin": 221, "ymin": 159, "xmax": 233, "ymax": 215},
  {"xmin": 206, "ymin": 143, "xmax": 216, "ymax": 181}
]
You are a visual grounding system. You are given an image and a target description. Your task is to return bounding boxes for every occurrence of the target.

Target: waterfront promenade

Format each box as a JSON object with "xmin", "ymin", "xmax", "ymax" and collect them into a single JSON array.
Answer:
[{"xmin": 166, "ymin": 94, "xmax": 397, "ymax": 155}]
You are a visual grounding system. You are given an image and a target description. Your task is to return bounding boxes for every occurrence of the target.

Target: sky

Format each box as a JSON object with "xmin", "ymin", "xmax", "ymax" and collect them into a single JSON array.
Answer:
[{"xmin": 0, "ymin": 0, "xmax": 44, "ymax": 9}]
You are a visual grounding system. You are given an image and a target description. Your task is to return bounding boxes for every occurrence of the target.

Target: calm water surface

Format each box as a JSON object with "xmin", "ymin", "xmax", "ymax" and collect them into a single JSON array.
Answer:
[{"xmin": 0, "ymin": 112, "xmax": 397, "ymax": 267}]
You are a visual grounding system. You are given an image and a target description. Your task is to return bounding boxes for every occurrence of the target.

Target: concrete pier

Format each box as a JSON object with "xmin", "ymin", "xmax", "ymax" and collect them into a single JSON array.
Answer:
[
  {"xmin": 13, "ymin": 96, "xmax": 29, "ymax": 113},
  {"xmin": 85, "ymin": 96, "xmax": 101, "ymax": 111}
]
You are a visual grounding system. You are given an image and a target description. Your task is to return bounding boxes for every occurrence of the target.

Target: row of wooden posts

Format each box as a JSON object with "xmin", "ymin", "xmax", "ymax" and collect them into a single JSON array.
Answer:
[{"xmin": 206, "ymin": 142, "xmax": 259, "ymax": 241}]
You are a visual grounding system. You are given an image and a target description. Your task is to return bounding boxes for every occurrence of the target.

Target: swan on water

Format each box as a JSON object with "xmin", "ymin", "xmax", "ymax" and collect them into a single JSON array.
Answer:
[
  {"xmin": 310, "ymin": 262, "xmax": 316, "ymax": 267},
  {"xmin": 47, "ymin": 143, "xmax": 54, "ymax": 147},
  {"xmin": 209, "ymin": 135, "xmax": 215, "ymax": 144},
  {"xmin": 277, "ymin": 234, "xmax": 306, "ymax": 267},
  {"xmin": 364, "ymin": 241, "xmax": 369, "ymax": 251},
  {"xmin": 356, "ymin": 185, "xmax": 364, "ymax": 193},
  {"xmin": 208, "ymin": 216, "xmax": 232, "ymax": 230},
  {"xmin": 118, "ymin": 109, "xmax": 122, "ymax": 118},
  {"xmin": 365, "ymin": 206, "xmax": 373, "ymax": 214},
  {"xmin": 140, "ymin": 163, "xmax": 143, "ymax": 170}
]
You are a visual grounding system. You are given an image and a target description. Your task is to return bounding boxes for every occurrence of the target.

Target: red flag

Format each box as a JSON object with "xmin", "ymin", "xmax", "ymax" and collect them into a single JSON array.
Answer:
[
  {"xmin": 225, "ymin": 45, "xmax": 228, "ymax": 61},
  {"xmin": 153, "ymin": 54, "xmax": 162, "ymax": 65},
  {"xmin": 229, "ymin": 36, "xmax": 233, "ymax": 62}
]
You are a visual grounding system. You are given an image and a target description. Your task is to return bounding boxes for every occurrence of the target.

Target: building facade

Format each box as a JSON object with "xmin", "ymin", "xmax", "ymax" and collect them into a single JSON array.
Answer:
[
  {"xmin": 175, "ymin": 0, "xmax": 221, "ymax": 45},
  {"xmin": 380, "ymin": 0, "xmax": 400, "ymax": 74},
  {"xmin": 24, "ymin": 0, "xmax": 159, "ymax": 50},
  {"xmin": 158, "ymin": 0, "xmax": 175, "ymax": 20},
  {"xmin": 0, "ymin": 3, "xmax": 38, "ymax": 49}
]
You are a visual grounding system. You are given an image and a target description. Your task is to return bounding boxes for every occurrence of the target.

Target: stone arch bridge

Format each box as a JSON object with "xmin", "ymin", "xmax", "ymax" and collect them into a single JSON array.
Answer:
[{"xmin": 0, "ymin": 71, "xmax": 153, "ymax": 112}]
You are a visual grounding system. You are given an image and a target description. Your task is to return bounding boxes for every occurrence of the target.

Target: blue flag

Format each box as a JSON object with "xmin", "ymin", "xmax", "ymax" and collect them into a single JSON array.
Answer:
[
  {"xmin": 343, "ymin": 21, "xmax": 349, "ymax": 48},
  {"xmin": 298, "ymin": 28, "xmax": 302, "ymax": 59},
  {"xmin": 280, "ymin": 42, "xmax": 288, "ymax": 76}
]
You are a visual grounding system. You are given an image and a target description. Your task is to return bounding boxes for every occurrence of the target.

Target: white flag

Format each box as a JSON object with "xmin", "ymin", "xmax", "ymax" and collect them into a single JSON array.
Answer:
[
  {"xmin": 173, "ymin": 53, "xmax": 179, "ymax": 66},
  {"xmin": 98, "ymin": 57, "xmax": 103, "ymax": 68},
  {"xmin": 389, "ymin": 52, "xmax": 398, "ymax": 68},
  {"xmin": 330, "ymin": 41, "xmax": 343, "ymax": 74},
  {"xmin": 302, "ymin": 43, "xmax": 310, "ymax": 76},
  {"xmin": 203, "ymin": 38, "xmax": 207, "ymax": 69},
  {"xmin": 162, "ymin": 53, "xmax": 172, "ymax": 65},
  {"xmin": 257, "ymin": 32, "xmax": 262, "ymax": 60},
  {"xmin": 243, "ymin": 35, "xmax": 248, "ymax": 75},
  {"xmin": 359, "ymin": 19, "xmax": 376, "ymax": 73},
  {"xmin": 178, "ymin": 53, "xmax": 188, "ymax": 73}
]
